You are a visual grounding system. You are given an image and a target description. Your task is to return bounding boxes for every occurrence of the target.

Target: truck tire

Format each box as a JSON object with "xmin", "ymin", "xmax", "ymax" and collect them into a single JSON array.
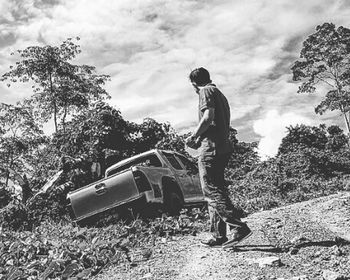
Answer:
[{"xmin": 164, "ymin": 190, "xmax": 184, "ymax": 215}]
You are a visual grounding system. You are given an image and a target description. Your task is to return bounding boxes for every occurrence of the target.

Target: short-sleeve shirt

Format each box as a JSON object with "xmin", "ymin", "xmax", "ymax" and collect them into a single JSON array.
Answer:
[{"xmin": 198, "ymin": 83, "xmax": 233, "ymax": 156}]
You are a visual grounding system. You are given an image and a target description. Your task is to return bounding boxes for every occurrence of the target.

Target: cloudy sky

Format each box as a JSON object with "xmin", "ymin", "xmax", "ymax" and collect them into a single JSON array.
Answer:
[{"xmin": 1, "ymin": 0, "xmax": 350, "ymax": 158}]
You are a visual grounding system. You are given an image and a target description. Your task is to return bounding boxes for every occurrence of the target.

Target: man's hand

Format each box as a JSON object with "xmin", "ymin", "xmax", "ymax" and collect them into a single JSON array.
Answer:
[{"xmin": 185, "ymin": 134, "xmax": 200, "ymax": 149}]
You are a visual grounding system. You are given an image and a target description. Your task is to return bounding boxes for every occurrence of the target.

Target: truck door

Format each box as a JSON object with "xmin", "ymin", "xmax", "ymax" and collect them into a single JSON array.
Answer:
[
  {"xmin": 162, "ymin": 152, "xmax": 199, "ymax": 201},
  {"xmin": 174, "ymin": 154, "xmax": 204, "ymax": 200}
]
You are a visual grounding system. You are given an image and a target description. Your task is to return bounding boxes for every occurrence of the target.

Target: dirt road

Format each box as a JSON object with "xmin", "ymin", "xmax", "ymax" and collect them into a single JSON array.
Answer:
[{"xmin": 96, "ymin": 192, "xmax": 350, "ymax": 280}]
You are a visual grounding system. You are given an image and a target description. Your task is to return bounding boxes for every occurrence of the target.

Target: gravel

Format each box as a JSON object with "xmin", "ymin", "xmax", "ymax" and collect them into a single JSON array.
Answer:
[{"xmin": 95, "ymin": 192, "xmax": 350, "ymax": 280}]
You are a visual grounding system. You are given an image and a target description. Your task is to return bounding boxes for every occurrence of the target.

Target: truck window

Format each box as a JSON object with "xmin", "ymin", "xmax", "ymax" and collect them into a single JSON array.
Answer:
[
  {"xmin": 175, "ymin": 154, "xmax": 198, "ymax": 174},
  {"xmin": 162, "ymin": 152, "xmax": 183, "ymax": 170},
  {"xmin": 106, "ymin": 154, "xmax": 163, "ymax": 177}
]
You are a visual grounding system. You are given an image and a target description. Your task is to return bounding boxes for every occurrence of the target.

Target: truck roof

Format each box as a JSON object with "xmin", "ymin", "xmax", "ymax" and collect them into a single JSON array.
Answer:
[{"xmin": 105, "ymin": 149, "xmax": 173, "ymax": 175}]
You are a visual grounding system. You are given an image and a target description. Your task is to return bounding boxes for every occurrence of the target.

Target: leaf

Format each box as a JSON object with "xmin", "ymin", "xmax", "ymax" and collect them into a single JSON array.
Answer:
[
  {"xmin": 6, "ymin": 267, "xmax": 23, "ymax": 280},
  {"xmin": 61, "ymin": 263, "xmax": 80, "ymax": 279},
  {"xmin": 76, "ymin": 268, "xmax": 91, "ymax": 279},
  {"xmin": 39, "ymin": 260, "xmax": 60, "ymax": 280},
  {"xmin": 91, "ymin": 236, "xmax": 99, "ymax": 245}
]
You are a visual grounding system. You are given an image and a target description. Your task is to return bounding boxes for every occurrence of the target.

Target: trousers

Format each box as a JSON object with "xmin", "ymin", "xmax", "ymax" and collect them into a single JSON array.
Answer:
[{"xmin": 198, "ymin": 152, "xmax": 245, "ymax": 238}]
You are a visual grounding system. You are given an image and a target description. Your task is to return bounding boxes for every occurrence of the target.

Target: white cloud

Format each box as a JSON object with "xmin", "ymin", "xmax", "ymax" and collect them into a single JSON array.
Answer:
[
  {"xmin": 253, "ymin": 110, "xmax": 313, "ymax": 159},
  {"xmin": 1, "ymin": 0, "xmax": 350, "ymax": 141}
]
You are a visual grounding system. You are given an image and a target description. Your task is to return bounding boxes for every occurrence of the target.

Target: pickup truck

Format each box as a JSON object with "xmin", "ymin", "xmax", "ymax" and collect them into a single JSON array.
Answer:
[{"xmin": 67, "ymin": 149, "xmax": 205, "ymax": 221}]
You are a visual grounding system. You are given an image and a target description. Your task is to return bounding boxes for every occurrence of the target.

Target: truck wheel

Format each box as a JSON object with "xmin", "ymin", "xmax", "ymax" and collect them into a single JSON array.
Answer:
[{"xmin": 164, "ymin": 191, "xmax": 183, "ymax": 215}]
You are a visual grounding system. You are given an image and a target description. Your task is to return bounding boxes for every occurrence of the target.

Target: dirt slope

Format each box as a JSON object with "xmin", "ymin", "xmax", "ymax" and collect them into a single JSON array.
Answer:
[{"xmin": 95, "ymin": 192, "xmax": 350, "ymax": 280}]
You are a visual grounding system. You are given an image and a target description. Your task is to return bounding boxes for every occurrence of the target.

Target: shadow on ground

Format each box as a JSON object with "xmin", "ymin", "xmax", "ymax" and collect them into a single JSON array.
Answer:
[{"xmin": 227, "ymin": 237, "xmax": 350, "ymax": 253}]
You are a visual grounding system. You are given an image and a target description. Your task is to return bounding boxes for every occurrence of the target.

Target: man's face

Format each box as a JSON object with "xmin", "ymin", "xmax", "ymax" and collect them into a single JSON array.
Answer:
[{"xmin": 191, "ymin": 82, "xmax": 200, "ymax": 94}]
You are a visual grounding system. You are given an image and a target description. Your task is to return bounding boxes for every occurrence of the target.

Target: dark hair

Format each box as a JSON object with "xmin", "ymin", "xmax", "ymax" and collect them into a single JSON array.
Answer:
[{"xmin": 189, "ymin": 67, "xmax": 211, "ymax": 86}]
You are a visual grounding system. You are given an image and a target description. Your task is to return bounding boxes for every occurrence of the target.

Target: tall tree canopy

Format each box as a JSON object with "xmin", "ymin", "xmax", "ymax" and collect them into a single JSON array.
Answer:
[
  {"xmin": 277, "ymin": 124, "xmax": 350, "ymax": 178},
  {"xmin": 292, "ymin": 22, "xmax": 350, "ymax": 134},
  {"xmin": 52, "ymin": 101, "xmax": 131, "ymax": 162},
  {"xmin": 1, "ymin": 38, "xmax": 110, "ymax": 132},
  {"xmin": 0, "ymin": 103, "xmax": 45, "ymax": 188},
  {"xmin": 278, "ymin": 124, "xmax": 328, "ymax": 154}
]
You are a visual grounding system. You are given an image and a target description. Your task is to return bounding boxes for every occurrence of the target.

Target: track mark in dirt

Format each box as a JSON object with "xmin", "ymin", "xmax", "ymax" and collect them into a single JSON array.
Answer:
[
  {"xmin": 177, "ymin": 220, "xmax": 284, "ymax": 280},
  {"xmin": 308, "ymin": 192, "xmax": 350, "ymax": 242},
  {"xmin": 96, "ymin": 192, "xmax": 350, "ymax": 280}
]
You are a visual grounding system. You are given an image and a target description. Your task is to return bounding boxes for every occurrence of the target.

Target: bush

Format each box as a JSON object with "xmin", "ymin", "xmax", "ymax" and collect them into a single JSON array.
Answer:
[
  {"xmin": 0, "ymin": 209, "xmax": 207, "ymax": 279},
  {"xmin": 0, "ymin": 187, "xmax": 12, "ymax": 208},
  {"xmin": 226, "ymin": 139, "xmax": 349, "ymax": 215},
  {"xmin": 0, "ymin": 201, "xmax": 29, "ymax": 231}
]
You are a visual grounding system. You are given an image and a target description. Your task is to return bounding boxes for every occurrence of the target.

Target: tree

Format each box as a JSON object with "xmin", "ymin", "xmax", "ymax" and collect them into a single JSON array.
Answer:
[
  {"xmin": 129, "ymin": 118, "xmax": 170, "ymax": 155},
  {"xmin": 278, "ymin": 124, "xmax": 328, "ymax": 154},
  {"xmin": 1, "ymin": 38, "xmax": 110, "ymax": 132},
  {"xmin": 226, "ymin": 127, "xmax": 259, "ymax": 178},
  {"xmin": 326, "ymin": 125, "xmax": 348, "ymax": 151},
  {"xmin": 52, "ymin": 101, "xmax": 132, "ymax": 165},
  {"xmin": 156, "ymin": 129, "xmax": 188, "ymax": 156},
  {"xmin": 278, "ymin": 124, "xmax": 348, "ymax": 155},
  {"xmin": 0, "ymin": 102, "xmax": 45, "ymax": 189},
  {"xmin": 277, "ymin": 124, "xmax": 350, "ymax": 178},
  {"xmin": 292, "ymin": 22, "xmax": 350, "ymax": 134}
]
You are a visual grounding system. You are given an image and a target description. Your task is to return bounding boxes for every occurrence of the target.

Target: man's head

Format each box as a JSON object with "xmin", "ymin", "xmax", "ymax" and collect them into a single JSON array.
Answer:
[{"xmin": 189, "ymin": 67, "xmax": 212, "ymax": 87}]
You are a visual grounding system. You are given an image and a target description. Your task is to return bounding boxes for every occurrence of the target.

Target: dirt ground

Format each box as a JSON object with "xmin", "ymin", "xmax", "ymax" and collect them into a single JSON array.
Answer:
[{"xmin": 95, "ymin": 192, "xmax": 350, "ymax": 280}]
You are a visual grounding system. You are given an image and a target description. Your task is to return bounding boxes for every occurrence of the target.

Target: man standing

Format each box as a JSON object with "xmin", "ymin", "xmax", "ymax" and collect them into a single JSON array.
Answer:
[{"xmin": 186, "ymin": 67, "xmax": 251, "ymax": 247}]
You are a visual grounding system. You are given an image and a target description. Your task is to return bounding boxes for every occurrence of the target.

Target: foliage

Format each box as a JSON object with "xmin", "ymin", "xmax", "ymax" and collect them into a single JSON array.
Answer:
[
  {"xmin": 278, "ymin": 146, "xmax": 350, "ymax": 179},
  {"xmin": 0, "ymin": 209, "xmax": 207, "ymax": 279},
  {"xmin": 229, "ymin": 160, "xmax": 347, "ymax": 214},
  {"xmin": 52, "ymin": 103, "xmax": 182, "ymax": 173},
  {"xmin": 279, "ymin": 124, "xmax": 348, "ymax": 154},
  {"xmin": 52, "ymin": 101, "xmax": 131, "ymax": 166},
  {"xmin": 1, "ymin": 38, "xmax": 110, "ymax": 132},
  {"xmin": 0, "ymin": 103, "xmax": 46, "ymax": 191},
  {"xmin": 156, "ymin": 128, "xmax": 188, "ymax": 155},
  {"xmin": 326, "ymin": 125, "xmax": 349, "ymax": 150},
  {"xmin": 24, "ymin": 143, "xmax": 61, "ymax": 189},
  {"xmin": 129, "ymin": 118, "xmax": 171, "ymax": 155},
  {"xmin": 228, "ymin": 124, "xmax": 350, "ymax": 214},
  {"xmin": 228, "ymin": 141, "xmax": 259, "ymax": 179},
  {"xmin": 0, "ymin": 200, "xmax": 29, "ymax": 231},
  {"xmin": 278, "ymin": 124, "xmax": 328, "ymax": 153},
  {"xmin": 277, "ymin": 124, "xmax": 350, "ymax": 178},
  {"xmin": 0, "ymin": 187, "xmax": 12, "ymax": 208},
  {"xmin": 292, "ymin": 22, "xmax": 350, "ymax": 133}
]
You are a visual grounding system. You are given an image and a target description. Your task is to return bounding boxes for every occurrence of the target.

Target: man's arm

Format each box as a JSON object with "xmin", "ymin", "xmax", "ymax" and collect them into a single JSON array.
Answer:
[
  {"xmin": 186, "ymin": 108, "xmax": 214, "ymax": 147},
  {"xmin": 193, "ymin": 108, "xmax": 214, "ymax": 138}
]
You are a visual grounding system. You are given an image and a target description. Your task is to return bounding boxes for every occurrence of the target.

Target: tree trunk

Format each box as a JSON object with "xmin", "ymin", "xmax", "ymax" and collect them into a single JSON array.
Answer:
[
  {"xmin": 4, "ymin": 169, "xmax": 10, "ymax": 189},
  {"xmin": 342, "ymin": 111, "xmax": 350, "ymax": 148},
  {"xmin": 337, "ymin": 86, "xmax": 350, "ymax": 147},
  {"xmin": 4, "ymin": 153, "xmax": 13, "ymax": 189},
  {"xmin": 343, "ymin": 111, "xmax": 350, "ymax": 135},
  {"xmin": 49, "ymin": 72, "xmax": 58, "ymax": 132},
  {"xmin": 62, "ymin": 102, "xmax": 67, "ymax": 134}
]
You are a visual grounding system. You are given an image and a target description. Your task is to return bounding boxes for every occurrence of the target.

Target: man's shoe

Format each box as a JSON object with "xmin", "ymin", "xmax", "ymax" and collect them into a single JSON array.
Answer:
[
  {"xmin": 201, "ymin": 237, "xmax": 228, "ymax": 247},
  {"xmin": 222, "ymin": 225, "xmax": 252, "ymax": 248}
]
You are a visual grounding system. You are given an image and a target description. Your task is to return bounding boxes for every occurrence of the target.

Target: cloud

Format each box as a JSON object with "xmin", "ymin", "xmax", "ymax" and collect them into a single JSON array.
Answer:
[
  {"xmin": 253, "ymin": 110, "xmax": 313, "ymax": 159},
  {"xmin": 1, "ymin": 0, "xmax": 350, "ymax": 144}
]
